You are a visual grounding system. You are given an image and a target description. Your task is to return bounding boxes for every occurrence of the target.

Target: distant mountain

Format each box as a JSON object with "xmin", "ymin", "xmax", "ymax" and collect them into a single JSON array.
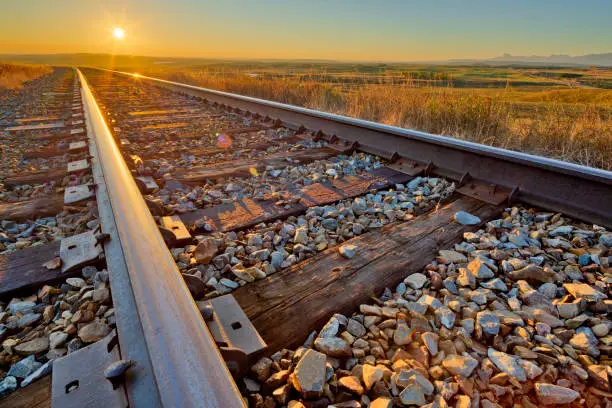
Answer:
[{"xmin": 450, "ymin": 53, "xmax": 612, "ymax": 67}]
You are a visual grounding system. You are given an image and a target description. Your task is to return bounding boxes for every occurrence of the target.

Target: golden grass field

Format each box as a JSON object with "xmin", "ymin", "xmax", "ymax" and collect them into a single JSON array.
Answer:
[
  {"xmin": 142, "ymin": 64, "xmax": 611, "ymax": 170},
  {"xmin": 0, "ymin": 62, "xmax": 52, "ymax": 89},
  {"xmin": 1, "ymin": 60, "xmax": 609, "ymax": 169}
]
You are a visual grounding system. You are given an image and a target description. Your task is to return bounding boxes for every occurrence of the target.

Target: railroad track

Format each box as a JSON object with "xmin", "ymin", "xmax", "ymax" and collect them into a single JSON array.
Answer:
[{"xmin": 0, "ymin": 67, "xmax": 610, "ymax": 407}]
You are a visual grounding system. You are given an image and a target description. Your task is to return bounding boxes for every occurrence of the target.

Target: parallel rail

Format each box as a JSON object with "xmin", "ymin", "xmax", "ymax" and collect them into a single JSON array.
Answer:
[
  {"xmin": 78, "ymin": 69, "xmax": 244, "ymax": 407},
  {"xmin": 102, "ymin": 68, "xmax": 612, "ymax": 228}
]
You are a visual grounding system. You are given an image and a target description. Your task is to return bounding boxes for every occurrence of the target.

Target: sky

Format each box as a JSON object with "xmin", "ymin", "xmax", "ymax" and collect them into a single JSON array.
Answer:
[{"xmin": 1, "ymin": 0, "xmax": 611, "ymax": 62}]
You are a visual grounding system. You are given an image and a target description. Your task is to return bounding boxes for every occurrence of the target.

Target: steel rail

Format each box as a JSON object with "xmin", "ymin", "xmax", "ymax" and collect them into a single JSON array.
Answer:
[
  {"xmin": 79, "ymin": 69, "xmax": 160, "ymax": 408},
  {"xmin": 92, "ymin": 68, "xmax": 612, "ymax": 228},
  {"xmin": 77, "ymin": 69, "xmax": 245, "ymax": 408}
]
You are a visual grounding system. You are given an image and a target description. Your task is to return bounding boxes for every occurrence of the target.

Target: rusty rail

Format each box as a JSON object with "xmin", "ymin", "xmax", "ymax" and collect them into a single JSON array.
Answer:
[
  {"xmin": 78, "ymin": 69, "xmax": 244, "ymax": 407},
  {"xmin": 95, "ymin": 68, "xmax": 612, "ymax": 228}
]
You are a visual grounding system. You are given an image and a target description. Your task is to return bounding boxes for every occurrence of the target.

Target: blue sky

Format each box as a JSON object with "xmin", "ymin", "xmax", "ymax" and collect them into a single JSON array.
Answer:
[{"xmin": 1, "ymin": 0, "xmax": 610, "ymax": 60}]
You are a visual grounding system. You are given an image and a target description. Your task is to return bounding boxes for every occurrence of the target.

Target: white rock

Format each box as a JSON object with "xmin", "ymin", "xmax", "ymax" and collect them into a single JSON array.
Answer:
[
  {"xmin": 435, "ymin": 307, "xmax": 456, "ymax": 329},
  {"xmin": 339, "ymin": 244, "xmax": 357, "ymax": 259},
  {"xmin": 519, "ymin": 359, "xmax": 543, "ymax": 380},
  {"xmin": 442, "ymin": 354, "xmax": 479, "ymax": 377},
  {"xmin": 467, "ymin": 258, "xmax": 494, "ymax": 279},
  {"xmin": 487, "ymin": 348, "xmax": 526, "ymax": 382},
  {"xmin": 453, "ymin": 211, "xmax": 481, "ymax": 225},
  {"xmin": 404, "ymin": 273, "xmax": 428, "ymax": 289},
  {"xmin": 294, "ymin": 227, "xmax": 308, "ymax": 244},
  {"xmin": 49, "ymin": 332, "xmax": 69, "ymax": 349},
  {"xmin": 535, "ymin": 383, "xmax": 579, "ymax": 404},
  {"xmin": 293, "ymin": 349, "xmax": 327, "ymax": 399},
  {"xmin": 421, "ymin": 332, "xmax": 439, "ymax": 356}
]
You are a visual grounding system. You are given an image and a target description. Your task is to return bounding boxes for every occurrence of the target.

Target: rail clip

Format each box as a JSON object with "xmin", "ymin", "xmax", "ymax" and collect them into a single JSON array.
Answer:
[{"xmin": 197, "ymin": 295, "xmax": 267, "ymax": 378}]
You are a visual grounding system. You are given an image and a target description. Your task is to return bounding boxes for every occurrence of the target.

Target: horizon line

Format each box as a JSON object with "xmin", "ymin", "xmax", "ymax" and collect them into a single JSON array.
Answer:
[{"xmin": 2, "ymin": 51, "xmax": 612, "ymax": 67}]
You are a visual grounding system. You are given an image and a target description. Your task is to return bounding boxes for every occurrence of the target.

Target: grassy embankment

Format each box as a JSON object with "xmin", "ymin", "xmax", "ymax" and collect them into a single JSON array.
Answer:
[
  {"xmin": 144, "ymin": 66, "xmax": 611, "ymax": 170},
  {"xmin": 0, "ymin": 62, "xmax": 52, "ymax": 89}
]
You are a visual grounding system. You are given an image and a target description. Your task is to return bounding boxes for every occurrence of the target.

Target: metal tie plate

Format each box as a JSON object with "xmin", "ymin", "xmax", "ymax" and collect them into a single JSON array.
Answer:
[
  {"xmin": 197, "ymin": 295, "xmax": 267, "ymax": 377},
  {"xmin": 387, "ymin": 156, "xmax": 430, "ymax": 177},
  {"xmin": 159, "ymin": 215, "xmax": 191, "ymax": 246},
  {"xmin": 70, "ymin": 128, "xmax": 85, "ymax": 135},
  {"xmin": 69, "ymin": 140, "xmax": 88, "ymax": 151},
  {"xmin": 457, "ymin": 182, "xmax": 511, "ymax": 206},
  {"xmin": 59, "ymin": 230, "xmax": 101, "ymax": 273},
  {"xmin": 72, "ymin": 112, "xmax": 83, "ymax": 118},
  {"xmin": 135, "ymin": 176, "xmax": 159, "ymax": 193},
  {"xmin": 52, "ymin": 330, "xmax": 127, "ymax": 408},
  {"xmin": 64, "ymin": 184, "xmax": 95, "ymax": 204},
  {"xmin": 71, "ymin": 119, "xmax": 84, "ymax": 125},
  {"xmin": 67, "ymin": 159, "xmax": 89, "ymax": 173}
]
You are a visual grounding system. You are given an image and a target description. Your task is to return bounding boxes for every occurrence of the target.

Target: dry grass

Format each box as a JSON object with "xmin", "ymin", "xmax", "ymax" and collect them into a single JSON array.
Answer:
[
  {"xmin": 509, "ymin": 88, "xmax": 612, "ymax": 105},
  {"xmin": 158, "ymin": 69, "xmax": 612, "ymax": 170},
  {"xmin": 0, "ymin": 62, "xmax": 52, "ymax": 89}
]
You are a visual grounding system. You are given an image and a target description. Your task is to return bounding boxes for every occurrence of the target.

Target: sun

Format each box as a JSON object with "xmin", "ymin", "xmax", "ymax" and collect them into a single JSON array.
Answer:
[{"xmin": 113, "ymin": 27, "xmax": 125, "ymax": 39}]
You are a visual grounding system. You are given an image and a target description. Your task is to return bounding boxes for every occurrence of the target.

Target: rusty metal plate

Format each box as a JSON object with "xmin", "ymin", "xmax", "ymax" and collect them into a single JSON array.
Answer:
[
  {"xmin": 120, "ymin": 138, "xmax": 130, "ymax": 146},
  {"xmin": 135, "ymin": 176, "xmax": 159, "ymax": 193},
  {"xmin": 69, "ymin": 141, "xmax": 88, "ymax": 151},
  {"xmin": 327, "ymin": 140, "xmax": 357, "ymax": 154},
  {"xmin": 200, "ymin": 295, "xmax": 267, "ymax": 359},
  {"xmin": 387, "ymin": 157, "xmax": 428, "ymax": 176},
  {"xmin": 60, "ymin": 231, "xmax": 100, "ymax": 273},
  {"xmin": 52, "ymin": 330, "xmax": 126, "ymax": 408},
  {"xmin": 72, "ymin": 112, "xmax": 83, "ymax": 118},
  {"xmin": 71, "ymin": 119, "xmax": 84, "ymax": 126},
  {"xmin": 159, "ymin": 215, "xmax": 191, "ymax": 245},
  {"xmin": 457, "ymin": 182, "xmax": 511, "ymax": 206},
  {"xmin": 64, "ymin": 184, "xmax": 95, "ymax": 204},
  {"xmin": 68, "ymin": 159, "xmax": 89, "ymax": 173},
  {"xmin": 70, "ymin": 128, "xmax": 85, "ymax": 135}
]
